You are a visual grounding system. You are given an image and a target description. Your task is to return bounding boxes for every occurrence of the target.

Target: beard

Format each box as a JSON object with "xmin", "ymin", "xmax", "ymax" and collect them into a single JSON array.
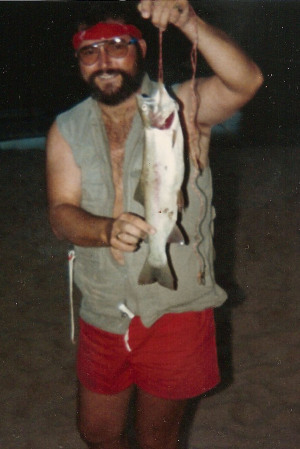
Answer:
[{"xmin": 87, "ymin": 46, "xmax": 145, "ymax": 106}]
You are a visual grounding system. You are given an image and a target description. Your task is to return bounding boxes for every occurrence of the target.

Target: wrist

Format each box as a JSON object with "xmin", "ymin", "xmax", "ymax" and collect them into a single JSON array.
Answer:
[
  {"xmin": 94, "ymin": 217, "xmax": 114, "ymax": 247},
  {"xmin": 179, "ymin": 5, "xmax": 199, "ymax": 34},
  {"xmin": 103, "ymin": 217, "xmax": 114, "ymax": 246}
]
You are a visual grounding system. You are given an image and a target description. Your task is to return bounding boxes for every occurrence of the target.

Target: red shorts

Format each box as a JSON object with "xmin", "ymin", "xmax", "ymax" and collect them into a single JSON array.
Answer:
[{"xmin": 77, "ymin": 309, "xmax": 220, "ymax": 400}]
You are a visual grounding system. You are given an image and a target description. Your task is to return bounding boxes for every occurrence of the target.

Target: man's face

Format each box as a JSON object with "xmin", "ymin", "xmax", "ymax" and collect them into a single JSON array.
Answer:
[{"xmin": 78, "ymin": 35, "xmax": 145, "ymax": 106}]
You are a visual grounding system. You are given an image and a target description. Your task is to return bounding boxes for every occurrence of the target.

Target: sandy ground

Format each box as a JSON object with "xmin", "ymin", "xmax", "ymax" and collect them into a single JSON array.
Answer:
[{"xmin": 0, "ymin": 137, "xmax": 299, "ymax": 448}]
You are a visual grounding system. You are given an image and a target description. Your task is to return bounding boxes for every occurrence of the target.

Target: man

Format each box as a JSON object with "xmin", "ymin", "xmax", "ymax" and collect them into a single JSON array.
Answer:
[{"xmin": 46, "ymin": 1, "xmax": 263, "ymax": 448}]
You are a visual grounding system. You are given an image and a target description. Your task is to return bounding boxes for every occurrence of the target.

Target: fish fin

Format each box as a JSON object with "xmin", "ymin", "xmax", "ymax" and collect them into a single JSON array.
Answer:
[
  {"xmin": 167, "ymin": 224, "xmax": 185, "ymax": 245},
  {"xmin": 138, "ymin": 260, "xmax": 175, "ymax": 290},
  {"xmin": 134, "ymin": 178, "xmax": 145, "ymax": 205},
  {"xmin": 177, "ymin": 190, "xmax": 185, "ymax": 211}
]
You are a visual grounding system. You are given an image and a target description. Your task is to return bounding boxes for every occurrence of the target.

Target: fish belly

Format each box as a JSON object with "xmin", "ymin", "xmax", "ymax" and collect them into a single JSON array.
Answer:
[{"xmin": 144, "ymin": 127, "xmax": 183, "ymax": 268}]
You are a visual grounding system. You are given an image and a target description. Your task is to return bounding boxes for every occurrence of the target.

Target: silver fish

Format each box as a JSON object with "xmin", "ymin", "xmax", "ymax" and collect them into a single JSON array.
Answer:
[{"xmin": 135, "ymin": 83, "xmax": 186, "ymax": 290}]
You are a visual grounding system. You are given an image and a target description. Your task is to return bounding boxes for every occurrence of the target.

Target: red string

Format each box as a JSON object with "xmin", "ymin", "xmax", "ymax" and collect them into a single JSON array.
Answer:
[
  {"xmin": 189, "ymin": 20, "xmax": 203, "ymax": 171},
  {"xmin": 191, "ymin": 41, "xmax": 197, "ymax": 83},
  {"xmin": 158, "ymin": 29, "xmax": 164, "ymax": 83},
  {"xmin": 157, "ymin": 18, "xmax": 201, "ymax": 169}
]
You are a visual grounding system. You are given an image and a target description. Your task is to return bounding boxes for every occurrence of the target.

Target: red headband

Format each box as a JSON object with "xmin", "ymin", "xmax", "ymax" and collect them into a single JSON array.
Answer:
[{"xmin": 72, "ymin": 22, "xmax": 143, "ymax": 49}]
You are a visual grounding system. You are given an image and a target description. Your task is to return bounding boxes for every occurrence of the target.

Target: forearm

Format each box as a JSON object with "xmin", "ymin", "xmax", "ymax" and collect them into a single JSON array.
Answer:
[
  {"xmin": 50, "ymin": 204, "xmax": 113, "ymax": 247},
  {"xmin": 181, "ymin": 12, "xmax": 263, "ymax": 96},
  {"xmin": 138, "ymin": 0, "xmax": 263, "ymax": 97}
]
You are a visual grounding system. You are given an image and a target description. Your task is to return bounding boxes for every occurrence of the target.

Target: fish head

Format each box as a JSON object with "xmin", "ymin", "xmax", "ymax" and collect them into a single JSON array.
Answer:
[{"xmin": 136, "ymin": 83, "xmax": 177, "ymax": 130}]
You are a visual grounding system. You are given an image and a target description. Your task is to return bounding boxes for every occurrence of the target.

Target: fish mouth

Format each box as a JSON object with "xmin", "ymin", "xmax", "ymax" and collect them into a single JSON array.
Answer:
[
  {"xmin": 137, "ymin": 89, "xmax": 176, "ymax": 129},
  {"xmin": 156, "ymin": 111, "xmax": 174, "ymax": 130},
  {"xmin": 149, "ymin": 111, "xmax": 174, "ymax": 130},
  {"xmin": 139, "ymin": 97, "xmax": 175, "ymax": 129}
]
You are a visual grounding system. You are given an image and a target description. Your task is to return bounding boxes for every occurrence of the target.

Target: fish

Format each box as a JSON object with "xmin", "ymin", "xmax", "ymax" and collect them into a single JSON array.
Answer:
[{"xmin": 135, "ymin": 83, "xmax": 186, "ymax": 290}]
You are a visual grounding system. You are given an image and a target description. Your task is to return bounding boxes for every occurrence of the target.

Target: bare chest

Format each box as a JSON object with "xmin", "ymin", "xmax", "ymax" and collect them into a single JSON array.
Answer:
[
  {"xmin": 102, "ymin": 115, "xmax": 135, "ymax": 216},
  {"xmin": 103, "ymin": 115, "xmax": 133, "ymax": 150},
  {"xmin": 103, "ymin": 119, "xmax": 130, "ymax": 186}
]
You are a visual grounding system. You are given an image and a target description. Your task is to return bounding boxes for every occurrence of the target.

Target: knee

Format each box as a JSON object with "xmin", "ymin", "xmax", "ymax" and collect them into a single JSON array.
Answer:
[
  {"xmin": 136, "ymin": 436, "xmax": 158, "ymax": 449},
  {"xmin": 78, "ymin": 420, "xmax": 102, "ymax": 445},
  {"xmin": 78, "ymin": 418, "xmax": 125, "ymax": 447},
  {"xmin": 136, "ymin": 428, "xmax": 179, "ymax": 449}
]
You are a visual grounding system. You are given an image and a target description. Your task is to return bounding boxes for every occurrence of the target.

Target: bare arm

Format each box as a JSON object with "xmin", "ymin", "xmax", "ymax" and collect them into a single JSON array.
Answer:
[
  {"xmin": 46, "ymin": 122, "xmax": 155, "ymax": 251},
  {"xmin": 138, "ymin": 0, "xmax": 264, "ymax": 126}
]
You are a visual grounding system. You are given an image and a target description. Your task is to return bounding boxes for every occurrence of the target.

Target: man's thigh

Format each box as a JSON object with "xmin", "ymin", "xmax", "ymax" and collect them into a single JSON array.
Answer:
[
  {"xmin": 132, "ymin": 309, "xmax": 220, "ymax": 399},
  {"xmin": 77, "ymin": 318, "xmax": 133, "ymax": 395},
  {"xmin": 78, "ymin": 383, "xmax": 134, "ymax": 442},
  {"xmin": 135, "ymin": 388, "xmax": 187, "ymax": 449}
]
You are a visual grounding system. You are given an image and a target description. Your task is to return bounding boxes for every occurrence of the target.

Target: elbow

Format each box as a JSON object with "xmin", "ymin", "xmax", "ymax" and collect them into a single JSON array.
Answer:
[
  {"xmin": 51, "ymin": 226, "xmax": 65, "ymax": 241},
  {"xmin": 235, "ymin": 66, "xmax": 264, "ymax": 108},
  {"xmin": 49, "ymin": 206, "xmax": 66, "ymax": 241},
  {"xmin": 50, "ymin": 219, "xmax": 65, "ymax": 241},
  {"xmin": 247, "ymin": 64, "xmax": 264, "ymax": 100},
  {"xmin": 253, "ymin": 67, "xmax": 264, "ymax": 93}
]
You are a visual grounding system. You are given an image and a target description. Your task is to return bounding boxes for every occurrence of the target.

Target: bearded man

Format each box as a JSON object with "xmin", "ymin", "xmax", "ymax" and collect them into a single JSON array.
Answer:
[{"xmin": 46, "ymin": 1, "xmax": 263, "ymax": 448}]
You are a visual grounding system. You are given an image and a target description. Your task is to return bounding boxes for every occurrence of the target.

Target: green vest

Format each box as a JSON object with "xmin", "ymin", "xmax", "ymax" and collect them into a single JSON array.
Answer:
[{"xmin": 56, "ymin": 75, "xmax": 227, "ymax": 334}]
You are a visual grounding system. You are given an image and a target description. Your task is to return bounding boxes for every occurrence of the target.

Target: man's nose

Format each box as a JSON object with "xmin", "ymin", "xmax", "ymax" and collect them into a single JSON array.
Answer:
[{"xmin": 96, "ymin": 46, "xmax": 111, "ymax": 68}]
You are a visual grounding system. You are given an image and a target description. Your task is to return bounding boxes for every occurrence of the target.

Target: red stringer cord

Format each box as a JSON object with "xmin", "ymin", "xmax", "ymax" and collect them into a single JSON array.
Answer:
[{"xmin": 158, "ymin": 29, "xmax": 164, "ymax": 84}]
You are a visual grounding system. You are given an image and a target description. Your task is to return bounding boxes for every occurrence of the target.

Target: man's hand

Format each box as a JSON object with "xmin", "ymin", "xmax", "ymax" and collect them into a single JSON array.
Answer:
[
  {"xmin": 110, "ymin": 212, "xmax": 156, "ymax": 253},
  {"xmin": 138, "ymin": 0, "xmax": 191, "ymax": 31}
]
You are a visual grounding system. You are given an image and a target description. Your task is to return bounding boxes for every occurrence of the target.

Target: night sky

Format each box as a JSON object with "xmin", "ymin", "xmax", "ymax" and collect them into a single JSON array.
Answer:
[{"xmin": 0, "ymin": 0, "xmax": 299, "ymax": 143}]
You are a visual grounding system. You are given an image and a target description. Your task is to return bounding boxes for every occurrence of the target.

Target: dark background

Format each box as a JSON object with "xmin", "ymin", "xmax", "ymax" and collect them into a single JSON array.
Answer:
[{"xmin": 0, "ymin": 0, "xmax": 299, "ymax": 144}]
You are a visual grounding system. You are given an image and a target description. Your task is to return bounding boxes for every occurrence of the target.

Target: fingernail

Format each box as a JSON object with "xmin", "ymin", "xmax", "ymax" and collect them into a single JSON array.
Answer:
[{"xmin": 141, "ymin": 9, "xmax": 150, "ymax": 18}]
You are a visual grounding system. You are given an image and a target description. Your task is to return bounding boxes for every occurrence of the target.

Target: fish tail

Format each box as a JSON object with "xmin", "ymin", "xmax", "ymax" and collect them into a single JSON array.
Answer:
[{"xmin": 138, "ymin": 260, "xmax": 175, "ymax": 290}]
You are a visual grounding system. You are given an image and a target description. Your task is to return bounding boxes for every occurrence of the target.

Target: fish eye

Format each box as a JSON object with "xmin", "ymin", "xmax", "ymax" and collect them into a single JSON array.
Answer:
[{"xmin": 142, "ymin": 104, "xmax": 148, "ymax": 111}]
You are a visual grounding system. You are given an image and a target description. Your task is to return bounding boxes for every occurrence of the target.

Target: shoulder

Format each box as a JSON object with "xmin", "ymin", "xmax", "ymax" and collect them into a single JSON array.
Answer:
[
  {"xmin": 55, "ymin": 97, "xmax": 96, "ymax": 146},
  {"xmin": 46, "ymin": 97, "xmax": 94, "ymax": 160},
  {"xmin": 56, "ymin": 97, "xmax": 93, "ymax": 125}
]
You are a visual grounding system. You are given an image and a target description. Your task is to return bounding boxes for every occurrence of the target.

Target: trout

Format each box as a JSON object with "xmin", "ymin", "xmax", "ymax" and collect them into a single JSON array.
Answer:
[{"xmin": 135, "ymin": 84, "xmax": 186, "ymax": 290}]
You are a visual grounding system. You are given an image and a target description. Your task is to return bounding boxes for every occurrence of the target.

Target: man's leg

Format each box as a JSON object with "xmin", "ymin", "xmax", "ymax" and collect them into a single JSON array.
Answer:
[
  {"xmin": 78, "ymin": 382, "xmax": 134, "ymax": 449},
  {"xmin": 135, "ymin": 388, "xmax": 188, "ymax": 449}
]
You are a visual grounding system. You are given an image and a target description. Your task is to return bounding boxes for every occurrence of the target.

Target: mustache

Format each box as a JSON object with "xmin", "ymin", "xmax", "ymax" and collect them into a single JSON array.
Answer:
[{"xmin": 88, "ymin": 69, "xmax": 126, "ymax": 84}]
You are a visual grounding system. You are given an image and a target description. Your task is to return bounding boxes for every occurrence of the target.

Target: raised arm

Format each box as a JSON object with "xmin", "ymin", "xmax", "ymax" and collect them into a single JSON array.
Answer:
[
  {"xmin": 46, "ymin": 122, "xmax": 154, "ymax": 251},
  {"xmin": 138, "ymin": 0, "xmax": 263, "ymax": 126}
]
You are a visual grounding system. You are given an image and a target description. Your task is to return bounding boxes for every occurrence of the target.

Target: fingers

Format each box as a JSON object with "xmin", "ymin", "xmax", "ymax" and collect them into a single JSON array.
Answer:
[
  {"xmin": 138, "ymin": 0, "xmax": 152, "ymax": 19},
  {"xmin": 138, "ymin": 0, "xmax": 189, "ymax": 31},
  {"xmin": 110, "ymin": 213, "xmax": 156, "ymax": 252}
]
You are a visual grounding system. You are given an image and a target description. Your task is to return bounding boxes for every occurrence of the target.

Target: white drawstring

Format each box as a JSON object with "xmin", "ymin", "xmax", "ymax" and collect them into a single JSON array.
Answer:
[
  {"xmin": 68, "ymin": 250, "xmax": 76, "ymax": 344},
  {"xmin": 124, "ymin": 329, "xmax": 132, "ymax": 352},
  {"xmin": 118, "ymin": 303, "xmax": 135, "ymax": 352}
]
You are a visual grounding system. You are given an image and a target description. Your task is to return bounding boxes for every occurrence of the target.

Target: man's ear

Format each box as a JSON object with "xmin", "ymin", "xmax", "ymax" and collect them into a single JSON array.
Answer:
[{"xmin": 138, "ymin": 39, "xmax": 147, "ymax": 58}]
